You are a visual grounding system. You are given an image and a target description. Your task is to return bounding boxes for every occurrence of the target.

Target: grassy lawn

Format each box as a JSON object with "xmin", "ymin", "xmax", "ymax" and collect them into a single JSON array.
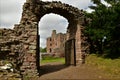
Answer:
[
  {"xmin": 86, "ymin": 54, "xmax": 120, "ymax": 78},
  {"xmin": 40, "ymin": 56, "xmax": 65, "ymax": 64}
]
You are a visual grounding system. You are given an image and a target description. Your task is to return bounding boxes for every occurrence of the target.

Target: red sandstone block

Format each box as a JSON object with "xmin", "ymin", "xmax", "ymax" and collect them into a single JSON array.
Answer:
[
  {"xmin": 27, "ymin": 56, "xmax": 36, "ymax": 62},
  {"xmin": 23, "ymin": 62, "xmax": 30, "ymax": 66},
  {"xmin": 24, "ymin": 45, "xmax": 29, "ymax": 49}
]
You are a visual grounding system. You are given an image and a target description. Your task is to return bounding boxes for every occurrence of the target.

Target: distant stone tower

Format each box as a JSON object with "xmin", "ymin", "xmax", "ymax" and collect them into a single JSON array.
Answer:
[
  {"xmin": 52, "ymin": 30, "xmax": 56, "ymax": 37},
  {"xmin": 47, "ymin": 30, "xmax": 66, "ymax": 57}
]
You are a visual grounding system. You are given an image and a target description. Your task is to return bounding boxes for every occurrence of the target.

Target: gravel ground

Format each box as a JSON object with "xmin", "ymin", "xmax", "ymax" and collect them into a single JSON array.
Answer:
[{"xmin": 39, "ymin": 62, "xmax": 110, "ymax": 80}]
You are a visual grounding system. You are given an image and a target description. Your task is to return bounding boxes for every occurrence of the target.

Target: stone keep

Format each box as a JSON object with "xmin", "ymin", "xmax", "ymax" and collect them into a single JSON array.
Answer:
[{"xmin": 46, "ymin": 30, "xmax": 66, "ymax": 57}]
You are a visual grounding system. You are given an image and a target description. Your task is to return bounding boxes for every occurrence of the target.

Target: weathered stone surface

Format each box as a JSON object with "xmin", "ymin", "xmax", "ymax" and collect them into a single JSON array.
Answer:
[
  {"xmin": 27, "ymin": 56, "xmax": 36, "ymax": 62},
  {"xmin": 27, "ymin": 50, "xmax": 36, "ymax": 54},
  {"xmin": 24, "ymin": 45, "xmax": 29, "ymax": 49},
  {"xmin": 30, "ymin": 32, "xmax": 37, "ymax": 35},
  {"xmin": 23, "ymin": 62, "xmax": 30, "ymax": 66},
  {"xmin": 29, "ymin": 45, "xmax": 36, "ymax": 50}
]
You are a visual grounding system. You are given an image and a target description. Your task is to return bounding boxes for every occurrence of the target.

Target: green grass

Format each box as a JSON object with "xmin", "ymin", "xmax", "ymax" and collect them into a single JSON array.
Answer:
[
  {"xmin": 40, "ymin": 56, "xmax": 65, "ymax": 64},
  {"xmin": 86, "ymin": 54, "xmax": 120, "ymax": 78}
]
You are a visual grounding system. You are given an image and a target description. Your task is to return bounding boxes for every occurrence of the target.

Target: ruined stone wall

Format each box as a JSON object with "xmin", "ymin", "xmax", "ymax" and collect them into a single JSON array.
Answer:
[
  {"xmin": 0, "ymin": 28, "xmax": 23, "ymax": 67},
  {"xmin": 0, "ymin": 27, "xmax": 25, "ymax": 79},
  {"xmin": 0, "ymin": 22, "xmax": 39, "ymax": 77},
  {"xmin": 0, "ymin": 0, "xmax": 89, "ymax": 78},
  {"xmin": 17, "ymin": 23, "xmax": 39, "ymax": 77}
]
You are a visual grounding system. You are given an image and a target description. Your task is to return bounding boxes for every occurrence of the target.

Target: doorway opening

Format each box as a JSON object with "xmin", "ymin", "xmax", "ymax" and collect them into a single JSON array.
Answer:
[{"xmin": 39, "ymin": 13, "xmax": 69, "ymax": 75}]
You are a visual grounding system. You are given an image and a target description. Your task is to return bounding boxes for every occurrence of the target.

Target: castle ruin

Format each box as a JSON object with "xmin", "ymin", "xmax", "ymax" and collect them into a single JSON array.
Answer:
[
  {"xmin": 0, "ymin": 0, "xmax": 89, "ymax": 78},
  {"xmin": 47, "ymin": 30, "xmax": 66, "ymax": 57}
]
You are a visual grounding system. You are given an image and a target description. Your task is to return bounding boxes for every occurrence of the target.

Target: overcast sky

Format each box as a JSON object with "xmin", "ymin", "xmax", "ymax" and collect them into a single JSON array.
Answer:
[{"xmin": 0, "ymin": 0, "xmax": 95, "ymax": 48}]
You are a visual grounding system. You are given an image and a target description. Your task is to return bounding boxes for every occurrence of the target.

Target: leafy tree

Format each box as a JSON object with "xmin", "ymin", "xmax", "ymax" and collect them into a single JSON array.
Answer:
[{"xmin": 85, "ymin": 0, "xmax": 120, "ymax": 58}]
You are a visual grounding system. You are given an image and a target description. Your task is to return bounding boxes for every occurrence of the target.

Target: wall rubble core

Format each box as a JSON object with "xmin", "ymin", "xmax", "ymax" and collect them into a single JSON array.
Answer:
[{"xmin": 0, "ymin": 0, "xmax": 89, "ymax": 78}]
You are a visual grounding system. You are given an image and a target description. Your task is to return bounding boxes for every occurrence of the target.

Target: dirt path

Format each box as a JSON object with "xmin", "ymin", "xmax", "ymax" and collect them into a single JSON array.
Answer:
[{"xmin": 39, "ymin": 62, "xmax": 110, "ymax": 79}]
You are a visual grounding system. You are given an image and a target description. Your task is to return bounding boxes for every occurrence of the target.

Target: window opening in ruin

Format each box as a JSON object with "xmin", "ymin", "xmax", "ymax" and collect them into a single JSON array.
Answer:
[
  {"xmin": 49, "ymin": 48, "xmax": 52, "ymax": 53},
  {"xmin": 39, "ymin": 13, "xmax": 69, "ymax": 70}
]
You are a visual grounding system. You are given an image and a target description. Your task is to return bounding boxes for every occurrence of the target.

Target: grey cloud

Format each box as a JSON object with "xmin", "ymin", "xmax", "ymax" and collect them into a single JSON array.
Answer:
[
  {"xmin": 39, "ymin": 13, "xmax": 68, "ymax": 34},
  {"xmin": 85, "ymin": 8, "xmax": 94, "ymax": 13},
  {"xmin": 40, "ymin": 38, "xmax": 47, "ymax": 48},
  {"xmin": 0, "ymin": 0, "xmax": 25, "ymax": 28},
  {"xmin": 0, "ymin": 13, "xmax": 22, "ymax": 28}
]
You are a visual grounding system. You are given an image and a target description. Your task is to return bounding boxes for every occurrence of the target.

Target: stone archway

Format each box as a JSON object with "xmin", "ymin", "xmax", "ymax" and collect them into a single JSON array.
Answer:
[{"xmin": 15, "ymin": 0, "xmax": 87, "ymax": 76}]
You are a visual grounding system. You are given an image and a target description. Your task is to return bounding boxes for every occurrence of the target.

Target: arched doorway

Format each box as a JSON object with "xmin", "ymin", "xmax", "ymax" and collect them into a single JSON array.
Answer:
[
  {"xmin": 39, "ymin": 13, "xmax": 68, "ymax": 70},
  {"xmin": 19, "ymin": 0, "xmax": 86, "ymax": 76},
  {"xmin": 39, "ymin": 13, "xmax": 68, "ymax": 48}
]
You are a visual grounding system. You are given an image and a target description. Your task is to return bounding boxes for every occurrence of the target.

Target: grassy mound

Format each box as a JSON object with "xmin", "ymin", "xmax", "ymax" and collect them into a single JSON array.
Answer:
[{"xmin": 86, "ymin": 54, "xmax": 120, "ymax": 78}]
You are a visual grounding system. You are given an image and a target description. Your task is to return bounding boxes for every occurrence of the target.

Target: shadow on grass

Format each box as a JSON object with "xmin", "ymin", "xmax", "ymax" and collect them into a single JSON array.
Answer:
[{"xmin": 39, "ymin": 63, "xmax": 68, "ymax": 76}]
